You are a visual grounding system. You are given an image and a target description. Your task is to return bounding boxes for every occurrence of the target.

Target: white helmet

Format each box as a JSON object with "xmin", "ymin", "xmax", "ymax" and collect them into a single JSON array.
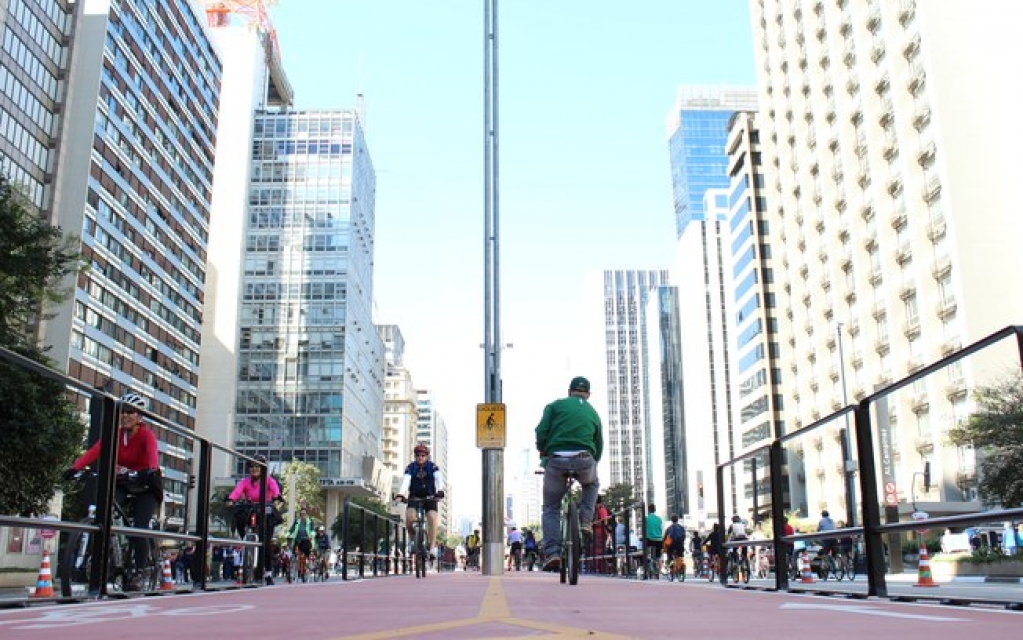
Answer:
[{"xmin": 120, "ymin": 392, "xmax": 148, "ymax": 411}]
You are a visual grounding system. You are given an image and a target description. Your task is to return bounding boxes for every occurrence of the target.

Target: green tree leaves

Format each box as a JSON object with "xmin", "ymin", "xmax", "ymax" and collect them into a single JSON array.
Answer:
[{"xmin": 949, "ymin": 372, "xmax": 1023, "ymax": 508}]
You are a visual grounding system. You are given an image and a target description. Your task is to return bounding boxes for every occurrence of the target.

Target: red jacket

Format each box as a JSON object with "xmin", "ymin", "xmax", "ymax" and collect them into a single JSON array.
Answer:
[{"xmin": 73, "ymin": 424, "xmax": 159, "ymax": 471}]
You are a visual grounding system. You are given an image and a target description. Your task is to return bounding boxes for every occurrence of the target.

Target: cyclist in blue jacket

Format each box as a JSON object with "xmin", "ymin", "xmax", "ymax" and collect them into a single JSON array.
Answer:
[{"xmin": 395, "ymin": 443, "xmax": 445, "ymax": 558}]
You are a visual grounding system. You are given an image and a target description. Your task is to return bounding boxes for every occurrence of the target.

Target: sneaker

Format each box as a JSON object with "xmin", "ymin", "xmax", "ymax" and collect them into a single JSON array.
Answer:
[{"xmin": 542, "ymin": 557, "xmax": 561, "ymax": 572}]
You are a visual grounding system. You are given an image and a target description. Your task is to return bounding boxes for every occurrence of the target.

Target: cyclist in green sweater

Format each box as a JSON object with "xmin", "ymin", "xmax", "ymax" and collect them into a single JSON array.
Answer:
[{"xmin": 535, "ymin": 376, "xmax": 604, "ymax": 572}]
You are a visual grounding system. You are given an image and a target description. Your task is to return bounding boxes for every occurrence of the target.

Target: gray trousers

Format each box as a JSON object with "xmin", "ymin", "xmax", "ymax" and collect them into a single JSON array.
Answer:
[{"xmin": 541, "ymin": 454, "xmax": 599, "ymax": 558}]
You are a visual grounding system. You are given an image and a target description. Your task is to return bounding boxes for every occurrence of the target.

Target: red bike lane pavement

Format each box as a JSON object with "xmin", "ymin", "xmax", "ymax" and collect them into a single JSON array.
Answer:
[{"xmin": 0, "ymin": 571, "xmax": 1020, "ymax": 639}]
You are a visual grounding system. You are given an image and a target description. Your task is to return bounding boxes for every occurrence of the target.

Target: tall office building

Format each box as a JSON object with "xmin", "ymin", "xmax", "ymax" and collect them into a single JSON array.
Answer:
[
  {"xmin": 600, "ymin": 269, "xmax": 670, "ymax": 503},
  {"xmin": 42, "ymin": 0, "xmax": 222, "ymax": 524},
  {"xmin": 234, "ymin": 109, "xmax": 385, "ymax": 528},
  {"xmin": 665, "ymin": 86, "xmax": 755, "ymax": 526},
  {"xmin": 0, "ymin": 0, "xmax": 74, "ymax": 211},
  {"xmin": 380, "ymin": 324, "xmax": 418, "ymax": 498},
  {"xmin": 668, "ymin": 86, "xmax": 759, "ymax": 239},
  {"xmin": 640, "ymin": 286, "xmax": 684, "ymax": 520},
  {"xmin": 195, "ymin": 0, "xmax": 292, "ymax": 478},
  {"xmin": 750, "ymin": 0, "xmax": 1023, "ymax": 516}
]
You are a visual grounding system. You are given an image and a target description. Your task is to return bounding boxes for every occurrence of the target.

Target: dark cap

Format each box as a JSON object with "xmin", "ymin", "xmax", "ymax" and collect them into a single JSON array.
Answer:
[{"xmin": 569, "ymin": 376, "xmax": 590, "ymax": 392}]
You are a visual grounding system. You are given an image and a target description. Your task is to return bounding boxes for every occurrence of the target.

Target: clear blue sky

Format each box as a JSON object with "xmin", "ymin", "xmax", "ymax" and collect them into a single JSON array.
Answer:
[{"xmin": 268, "ymin": 0, "xmax": 757, "ymax": 518}]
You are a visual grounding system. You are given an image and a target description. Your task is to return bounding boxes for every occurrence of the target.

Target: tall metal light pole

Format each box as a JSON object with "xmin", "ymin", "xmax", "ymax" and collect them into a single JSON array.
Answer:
[
  {"xmin": 836, "ymin": 323, "xmax": 857, "ymax": 527},
  {"xmin": 482, "ymin": 0, "xmax": 504, "ymax": 575}
]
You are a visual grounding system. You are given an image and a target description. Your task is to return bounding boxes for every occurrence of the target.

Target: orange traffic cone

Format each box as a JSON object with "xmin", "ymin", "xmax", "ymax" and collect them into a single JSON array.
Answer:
[
  {"xmin": 799, "ymin": 551, "xmax": 815, "ymax": 584},
  {"xmin": 914, "ymin": 543, "xmax": 938, "ymax": 587},
  {"xmin": 33, "ymin": 549, "xmax": 55, "ymax": 597},
  {"xmin": 160, "ymin": 556, "xmax": 175, "ymax": 591}
]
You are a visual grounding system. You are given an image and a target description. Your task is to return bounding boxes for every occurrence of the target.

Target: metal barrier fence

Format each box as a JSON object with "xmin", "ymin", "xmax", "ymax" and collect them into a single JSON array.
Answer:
[
  {"xmin": 716, "ymin": 324, "xmax": 1023, "ymax": 599},
  {"xmin": 0, "ymin": 345, "xmax": 274, "ymax": 601},
  {"xmin": 337, "ymin": 499, "xmax": 404, "ymax": 579}
]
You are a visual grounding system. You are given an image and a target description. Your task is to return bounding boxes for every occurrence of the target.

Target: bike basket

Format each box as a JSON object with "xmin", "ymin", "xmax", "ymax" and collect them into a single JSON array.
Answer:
[{"xmin": 117, "ymin": 471, "xmax": 152, "ymax": 495}]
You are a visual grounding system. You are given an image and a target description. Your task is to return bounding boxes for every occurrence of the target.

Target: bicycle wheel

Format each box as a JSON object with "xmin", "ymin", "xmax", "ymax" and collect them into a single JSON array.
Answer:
[
  {"xmin": 59, "ymin": 529, "xmax": 94, "ymax": 597},
  {"xmin": 706, "ymin": 557, "xmax": 717, "ymax": 582},
  {"xmin": 566, "ymin": 501, "xmax": 581, "ymax": 585},
  {"xmin": 414, "ymin": 525, "xmax": 427, "ymax": 579},
  {"xmin": 845, "ymin": 554, "xmax": 857, "ymax": 581},
  {"xmin": 741, "ymin": 556, "xmax": 751, "ymax": 584}
]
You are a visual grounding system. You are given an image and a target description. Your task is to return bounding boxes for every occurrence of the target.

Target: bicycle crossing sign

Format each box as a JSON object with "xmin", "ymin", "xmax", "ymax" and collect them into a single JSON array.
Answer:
[{"xmin": 476, "ymin": 403, "xmax": 506, "ymax": 449}]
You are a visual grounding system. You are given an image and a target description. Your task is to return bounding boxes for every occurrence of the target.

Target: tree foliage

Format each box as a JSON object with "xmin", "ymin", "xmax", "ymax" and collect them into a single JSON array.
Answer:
[
  {"xmin": 603, "ymin": 482, "xmax": 641, "ymax": 514},
  {"xmin": 0, "ymin": 175, "xmax": 85, "ymax": 516},
  {"xmin": 278, "ymin": 461, "xmax": 325, "ymax": 522},
  {"xmin": 948, "ymin": 372, "xmax": 1023, "ymax": 508}
]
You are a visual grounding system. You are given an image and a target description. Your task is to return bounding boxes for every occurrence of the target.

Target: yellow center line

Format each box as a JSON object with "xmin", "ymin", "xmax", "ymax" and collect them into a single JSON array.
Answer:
[{"xmin": 337, "ymin": 576, "xmax": 629, "ymax": 639}]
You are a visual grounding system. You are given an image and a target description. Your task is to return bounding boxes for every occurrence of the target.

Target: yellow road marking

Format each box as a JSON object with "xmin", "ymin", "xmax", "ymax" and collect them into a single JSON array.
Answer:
[{"xmin": 336, "ymin": 577, "xmax": 629, "ymax": 639}]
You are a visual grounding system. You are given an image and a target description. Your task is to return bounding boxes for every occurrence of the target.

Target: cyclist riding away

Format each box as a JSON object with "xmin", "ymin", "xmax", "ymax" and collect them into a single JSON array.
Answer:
[
  {"xmin": 523, "ymin": 529, "xmax": 539, "ymax": 570},
  {"xmin": 818, "ymin": 509, "xmax": 837, "ymax": 558},
  {"xmin": 663, "ymin": 515, "xmax": 686, "ymax": 577},
  {"xmin": 507, "ymin": 527, "xmax": 524, "ymax": 570},
  {"xmin": 644, "ymin": 504, "xmax": 664, "ymax": 577},
  {"xmin": 535, "ymin": 376, "xmax": 603, "ymax": 573},
  {"xmin": 395, "ymin": 443, "xmax": 445, "ymax": 560},
  {"xmin": 465, "ymin": 529, "xmax": 481, "ymax": 570},
  {"xmin": 65, "ymin": 392, "xmax": 162, "ymax": 591}
]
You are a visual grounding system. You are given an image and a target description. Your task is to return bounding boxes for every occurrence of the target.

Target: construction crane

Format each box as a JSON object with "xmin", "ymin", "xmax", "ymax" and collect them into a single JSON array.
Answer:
[{"xmin": 204, "ymin": 0, "xmax": 293, "ymax": 106}]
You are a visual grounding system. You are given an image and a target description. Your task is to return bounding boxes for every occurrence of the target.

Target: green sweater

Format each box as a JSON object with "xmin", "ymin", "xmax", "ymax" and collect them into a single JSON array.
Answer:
[{"xmin": 535, "ymin": 395, "xmax": 603, "ymax": 461}]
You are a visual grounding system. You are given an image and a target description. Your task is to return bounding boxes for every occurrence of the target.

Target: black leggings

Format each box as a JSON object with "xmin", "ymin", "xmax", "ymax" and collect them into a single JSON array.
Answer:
[{"xmin": 116, "ymin": 487, "xmax": 159, "ymax": 569}]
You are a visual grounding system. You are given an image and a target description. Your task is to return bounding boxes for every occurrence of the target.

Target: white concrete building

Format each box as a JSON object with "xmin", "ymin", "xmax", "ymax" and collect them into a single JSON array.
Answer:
[{"xmin": 749, "ymin": 0, "xmax": 1023, "ymax": 516}]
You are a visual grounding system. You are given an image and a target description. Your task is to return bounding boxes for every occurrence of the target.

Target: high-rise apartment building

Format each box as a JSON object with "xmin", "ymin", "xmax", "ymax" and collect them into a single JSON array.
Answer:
[
  {"xmin": 723, "ymin": 111, "xmax": 792, "ymax": 519},
  {"xmin": 750, "ymin": 0, "xmax": 1023, "ymax": 516},
  {"xmin": 234, "ymin": 110, "xmax": 384, "ymax": 513},
  {"xmin": 0, "ymin": 0, "xmax": 74, "ymax": 211},
  {"xmin": 42, "ymin": 0, "xmax": 222, "ymax": 524},
  {"xmin": 600, "ymin": 269, "xmax": 670, "ymax": 503},
  {"xmin": 380, "ymin": 324, "xmax": 418, "ymax": 498},
  {"xmin": 665, "ymin": 86, "xmax": 756, "ymax": 525}
]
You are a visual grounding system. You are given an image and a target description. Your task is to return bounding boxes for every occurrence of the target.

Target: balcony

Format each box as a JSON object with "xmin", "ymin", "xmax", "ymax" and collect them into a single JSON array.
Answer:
[
  {"xmin": 946, "ymin": 377, "xmax": 967, "ymax": 399},
  {"xmin": 908, "ymin": 62, "xmax": 926, "ymax": 94},
  {"xmin": 938, "ymin": 296, "xmax": 958, "ymax": 319},
  {"xmin": 941, "ymin": 335, "xmax": 962, "ymax": 355},
  {"xmin": 918, "ymin": 137, "xmax": 937, "ymax": 165},
  {"xmin": 872, "ymin": 300, "xmax": 887, "ymax": 318},
  {"xmin": 923, "ymin": 173, "xmax": 942, "ymax": 202},
  {"xmin": 906, "ymin": 352, "xmax": 924, "ymax": 372},
  {"xmin": 913, "ymin": 105, "xmax": 932, "ymax": 130},
  {"xmin": 871, "ymin": 43, "xmax": 886, "ymax": 64},
  {"xmin": 903, "ymin": 317, "xmax": 921, "ymax": 338},
  {"xmin": 860, "ymin": 200, "xmax": 875, "ymax": 221},
  {"xmin": 927, "ymin": 215, "xmax": 947, "ymax": 241},
  {"xmin": 931, "ymin": 254, "xmax": 952, "ymax": 279},
  {"xmin": 914, "ymin": 436, "xmax": 933, "ymax": 453},
  {"xmin": 890, "ymin": 208, "xmax": 908, "ymax": 230},
  {"xmin": 895, "ymin": 243, "xmax": 913, "ymax": 265},
  {"xmin": 828, "ymin": 363, "xmax": 839, "ymax": 380},
  {"xmin": 850, "ymin": 349, "xmax": 863, "ymax": 366},
  {"xmin": 904, "ymin": 33, "xmax": 921, "ymax": 59},
  {"xmin": 910, "ymin": 391, "xmax": 929, "ymax": 411},
  {"xmin": 874, "ymin": 335, "xmax": 890, "ymax": 354}
]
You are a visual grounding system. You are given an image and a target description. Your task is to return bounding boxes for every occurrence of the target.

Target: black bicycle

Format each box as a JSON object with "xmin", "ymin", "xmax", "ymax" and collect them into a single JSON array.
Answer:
[
  {"xmin": 558, "ymin": 471, "xmax": 583, "ymax": 586},
  {"xmin": 399, "ymin": 495, "xmax": 436, "ymax": 578},
  {"xmin": 232, "ymin": 500, "xmax": 277, "ymax": 585},
  {"xmin": 59, "ymin": 470, "xmax": 161, "ymax": 597}
]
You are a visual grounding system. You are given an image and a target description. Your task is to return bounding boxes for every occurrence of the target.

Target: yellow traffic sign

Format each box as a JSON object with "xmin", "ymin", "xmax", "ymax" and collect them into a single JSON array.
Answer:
[{"xmin": 476, "ymin": 403, "xmax": 506, "ymax": 449}]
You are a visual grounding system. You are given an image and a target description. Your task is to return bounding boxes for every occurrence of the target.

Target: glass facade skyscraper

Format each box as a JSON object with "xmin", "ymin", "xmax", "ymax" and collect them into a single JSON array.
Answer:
[
  {"xmin": 667, "ymin": 87, "xmax": 758, "ymax": 238},
  {"xmin": 234, "ymin": 110, "xmax": 383, "ymax": 480}
]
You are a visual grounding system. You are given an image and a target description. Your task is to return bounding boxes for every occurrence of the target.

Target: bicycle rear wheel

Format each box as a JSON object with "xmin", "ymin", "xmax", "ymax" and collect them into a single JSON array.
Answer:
[
  {"xmin": 741, "ymin": 556, "xmax": 751, "ymax": 584},
  {"xmin": 566, "ymin": 501, "xmax": 581, "ymax": 585},
  {"xmin": 845, "ymin": 555, "xmax": 857, "ymax": 581}
]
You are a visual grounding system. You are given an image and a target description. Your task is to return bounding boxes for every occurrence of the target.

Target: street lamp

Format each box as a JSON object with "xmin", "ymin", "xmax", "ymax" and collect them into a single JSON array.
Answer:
[{"xmin": 835, "ymin": 323, "xmax": 858, "ymax": 527}]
